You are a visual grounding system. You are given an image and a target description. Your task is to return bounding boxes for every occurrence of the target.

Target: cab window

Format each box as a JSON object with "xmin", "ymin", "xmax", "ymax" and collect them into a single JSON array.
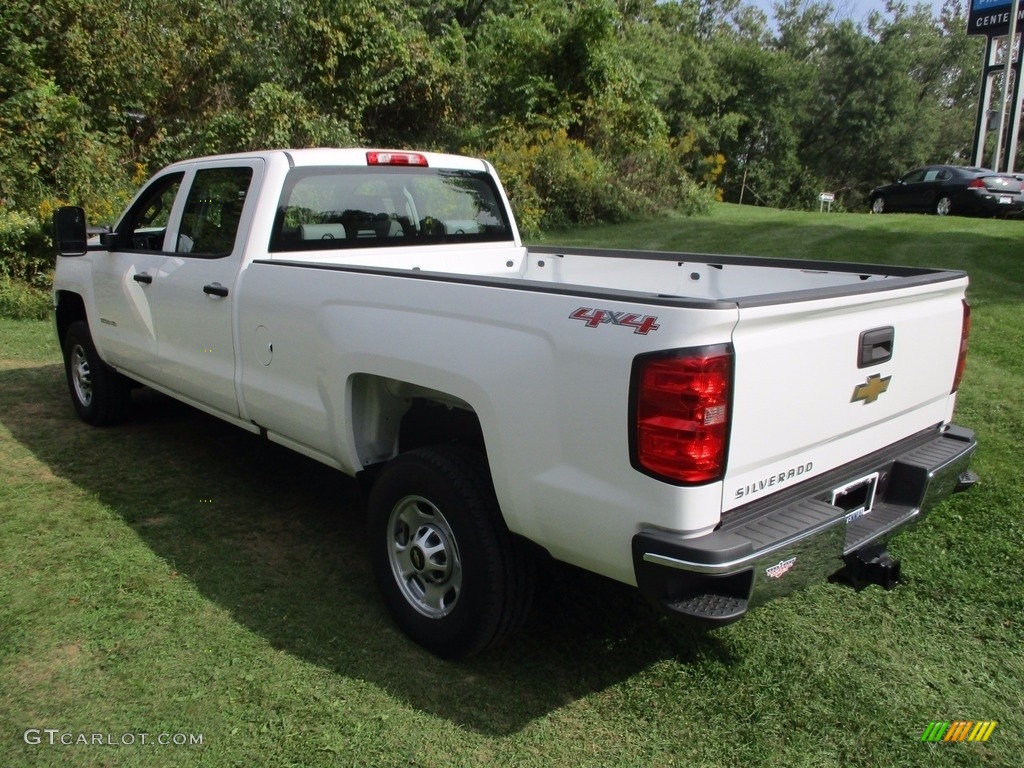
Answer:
[
  {"xmin": 176, "ymin": 167, "xmax": 254, "ymax": 256},
  {"xmin": 115, "ymin": 173, "xmax": 184, "ymax": 251}
]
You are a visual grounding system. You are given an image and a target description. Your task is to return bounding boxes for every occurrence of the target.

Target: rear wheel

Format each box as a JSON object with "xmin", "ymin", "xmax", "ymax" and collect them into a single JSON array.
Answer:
[
  {"xmin": 63, "ymin": 321, "xmax": 131, "ymax": 425},
  {"xmin": 871, "ymin": 196, "xmax": 885, "ymax": 214},
  {"xmin": 367, "ymin": 445, "xmax": 535, "ymax": 658},
  {"xmin": 935, "ymin": 195, "xmax": 952, "ymax": 216}
]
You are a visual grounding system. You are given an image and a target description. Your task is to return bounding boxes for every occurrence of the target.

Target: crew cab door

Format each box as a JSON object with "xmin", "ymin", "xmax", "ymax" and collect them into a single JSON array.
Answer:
[
  {"xmin": 146, "ymin": 161, "xmax": 261, "ymax": 416},
  {"xmin": 91, "ymin": 172, "xmax": 185, "ymax": 378}
]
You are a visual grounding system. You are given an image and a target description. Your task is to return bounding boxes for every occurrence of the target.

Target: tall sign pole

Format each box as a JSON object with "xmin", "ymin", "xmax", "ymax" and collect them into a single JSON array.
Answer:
[
  {"xmin": 993, "ymin": 0, "xmax": 1020, "ymax": 171},
  {"xmin": 972, "ymin": 36, "xmax": 999, "ymax": 167},
  {"xmin": 1007, "ymin": 13, "xmax": 1024, "ymax": 169}
]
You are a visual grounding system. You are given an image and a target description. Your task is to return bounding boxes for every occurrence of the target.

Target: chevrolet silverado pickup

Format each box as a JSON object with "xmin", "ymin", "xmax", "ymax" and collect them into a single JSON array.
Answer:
[{"xmin": 52, "ymin": 148, "xmax": 978, "ymax": 658}]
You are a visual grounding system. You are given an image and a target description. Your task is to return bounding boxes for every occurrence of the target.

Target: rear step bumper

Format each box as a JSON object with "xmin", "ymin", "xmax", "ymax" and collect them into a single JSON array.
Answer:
[{"xmin": 632, "ymin": 424, "xmax": 977, "ymax": 626}]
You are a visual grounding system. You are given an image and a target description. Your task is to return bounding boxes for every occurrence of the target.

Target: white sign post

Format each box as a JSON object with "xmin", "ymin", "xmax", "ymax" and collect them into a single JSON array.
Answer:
[{"xmin": 819, "ymin": 192, "xmax": 835, "ymax": 213}]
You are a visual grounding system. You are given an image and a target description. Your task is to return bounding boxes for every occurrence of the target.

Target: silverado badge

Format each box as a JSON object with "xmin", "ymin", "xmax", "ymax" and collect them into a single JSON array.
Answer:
[{"xmin": 851, "ymin": 374, "xmax": 892, "ymax": 405}]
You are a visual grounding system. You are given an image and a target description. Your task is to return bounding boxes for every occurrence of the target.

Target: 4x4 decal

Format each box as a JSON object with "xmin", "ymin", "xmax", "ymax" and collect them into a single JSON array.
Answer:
[{"xmin": 569, "ymin": 307, "xmax": 660, "ymax": 335}]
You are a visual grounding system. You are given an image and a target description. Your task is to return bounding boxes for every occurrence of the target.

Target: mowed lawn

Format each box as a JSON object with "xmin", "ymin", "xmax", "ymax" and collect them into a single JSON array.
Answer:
[{"xmin": 1, "ymin": 205, "xmax": 1021, "ymax": 767}]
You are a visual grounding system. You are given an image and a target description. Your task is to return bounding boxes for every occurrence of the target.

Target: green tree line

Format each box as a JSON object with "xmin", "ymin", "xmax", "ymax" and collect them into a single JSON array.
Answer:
[{"xmin": 0, "ymin": 0, "xmax": 984, "ymax": 311}]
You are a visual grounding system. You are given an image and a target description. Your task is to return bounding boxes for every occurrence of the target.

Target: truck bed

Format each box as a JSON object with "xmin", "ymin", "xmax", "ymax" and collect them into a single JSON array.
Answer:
[
  {"xmin": 262, "ymin": 244, "xmax": 965, "ymax": 308},
  {"xmin": 241, "ymin": 244, "xmax": 968, "ymax": 585}
]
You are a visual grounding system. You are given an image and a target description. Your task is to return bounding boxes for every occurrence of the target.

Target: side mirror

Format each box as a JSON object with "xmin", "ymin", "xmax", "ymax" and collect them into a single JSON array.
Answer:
[{"xmin": 53, "ymin": 206, "xmax": 88, "ymax": 257}]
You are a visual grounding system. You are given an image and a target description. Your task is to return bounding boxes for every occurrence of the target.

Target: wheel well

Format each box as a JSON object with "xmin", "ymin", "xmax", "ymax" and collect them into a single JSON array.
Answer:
[
  {"xmin": 350, "ymin": 375, "xmax": 486, "ymax": 500},
  {"xmin": 55, "ymin": 291, "xmax": 87, "ymax": 347},
  {"xmin": 349, "ymin": 374, "xmax": 485, "ymax": 467},
  {"xmin": 399, "ymin": 399, "xmax": 485, "ymax": 455}
]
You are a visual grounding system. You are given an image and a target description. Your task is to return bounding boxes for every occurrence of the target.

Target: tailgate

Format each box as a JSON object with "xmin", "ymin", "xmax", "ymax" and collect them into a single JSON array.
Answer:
[{"xmin": 723, "ymin": 277, "xmax": 968, "ymax": 512}]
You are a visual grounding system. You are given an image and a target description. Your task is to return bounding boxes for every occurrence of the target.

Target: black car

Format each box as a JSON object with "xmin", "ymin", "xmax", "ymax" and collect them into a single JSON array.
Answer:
[{"xmin": 869, "ymin": 165, "xmax": 1024, "ymax": 217}]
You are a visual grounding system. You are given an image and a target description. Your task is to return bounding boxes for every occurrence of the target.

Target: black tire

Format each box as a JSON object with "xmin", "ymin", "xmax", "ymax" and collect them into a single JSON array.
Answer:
[
  {"xmin": 935, "ymin": 194, "xmax": 952, "ymax": 216},
  {"xmin": 63, "ymin": 321, "xmax": 131, "ymax": 426},
  {"xmin": 367, "ymin": 445, "xmax": 535, "ymax": 659}
]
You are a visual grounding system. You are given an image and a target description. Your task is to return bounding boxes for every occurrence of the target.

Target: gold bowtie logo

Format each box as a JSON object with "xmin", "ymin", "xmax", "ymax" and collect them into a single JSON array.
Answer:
[{"xmin": 851, "ymin": 374, "xmax": 891, "ymax": 404}]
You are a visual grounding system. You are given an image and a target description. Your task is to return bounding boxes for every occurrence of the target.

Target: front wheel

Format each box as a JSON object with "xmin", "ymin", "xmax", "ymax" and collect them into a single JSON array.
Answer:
[
  {"xmin": 367, "ymin": 446, "xmax": 535, "ymax": 659},
  {"xmin": 935, "ymin": 195, "xmax": 952, "ymax": 216},
  {"xmin": 871, "ymin": 196, "xmax": 885, "ymax": 214},
  {"xmin": 63, "ymin": 321, "xmax": 131, "ymax": 425}
]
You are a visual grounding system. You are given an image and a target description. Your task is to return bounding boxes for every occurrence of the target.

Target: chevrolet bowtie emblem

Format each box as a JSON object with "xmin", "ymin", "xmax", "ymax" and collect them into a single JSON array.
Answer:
[{"xmin": 851, "ymin": 374, "xmax": 891, "ymax": 404}]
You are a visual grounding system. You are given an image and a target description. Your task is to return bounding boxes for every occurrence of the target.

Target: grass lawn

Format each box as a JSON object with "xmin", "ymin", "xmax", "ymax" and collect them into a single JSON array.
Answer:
[{"xmin": 1, "ymin": 205, "xmax": 1021, "ymax": 766}]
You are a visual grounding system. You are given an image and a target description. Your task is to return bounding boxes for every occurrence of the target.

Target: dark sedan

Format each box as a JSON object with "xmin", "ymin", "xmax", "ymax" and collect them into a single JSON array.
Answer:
[{"xmin": 869, "ymin": 165, "xmax": 1024, "ymax": 217}]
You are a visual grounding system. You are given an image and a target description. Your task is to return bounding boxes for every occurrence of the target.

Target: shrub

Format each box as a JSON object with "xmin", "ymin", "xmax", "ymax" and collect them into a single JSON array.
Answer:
[
  {"xmin": 0, "ymin": 208, "xmax": 53, "ymax": 289},
  {"xmin": 484, "ymin": 127, "xmax": 636, "ymax": 235},
  {"xmin": 482, "ymin": 126, "xmax": 715, "ymax": 235},
  {"xmin": 0, "ymin": 275, "xmax": 51, "ymax": 320}
]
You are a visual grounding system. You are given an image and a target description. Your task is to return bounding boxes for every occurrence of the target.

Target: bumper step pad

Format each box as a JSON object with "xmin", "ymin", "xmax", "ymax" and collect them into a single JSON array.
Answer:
[{"xmin": 665, "ymin": 592, "xmax": 748, "ymax": 623}]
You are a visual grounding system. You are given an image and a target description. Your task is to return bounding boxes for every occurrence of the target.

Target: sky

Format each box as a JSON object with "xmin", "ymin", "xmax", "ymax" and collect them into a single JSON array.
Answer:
[{"xmin": 743, "ymin": 0, "xmax": 952, "ymax": 25}]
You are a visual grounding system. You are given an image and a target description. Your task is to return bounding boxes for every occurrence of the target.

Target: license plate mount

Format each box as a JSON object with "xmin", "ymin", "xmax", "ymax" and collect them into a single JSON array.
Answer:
[{"xmin": 832, "ymin": 472, "xmax": 880, "ymax": 523}]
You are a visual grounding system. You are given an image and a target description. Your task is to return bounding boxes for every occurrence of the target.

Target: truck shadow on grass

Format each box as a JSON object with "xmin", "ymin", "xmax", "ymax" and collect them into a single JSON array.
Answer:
[{"xmin": 1, "ymin": 363, "xmax": 736, "ymax": 736}]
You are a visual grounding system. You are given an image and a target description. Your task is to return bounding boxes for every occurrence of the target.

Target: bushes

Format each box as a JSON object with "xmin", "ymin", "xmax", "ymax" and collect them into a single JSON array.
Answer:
[
  {"xmin": 0, "ymin": 209, "xmax": 52, "ymax": 288},
  {"xmin": 491, "ymin": 128, "xmax": 627, "ymax": 233},
  {"xmin": 0, "ymin": 276, "xmax": 50, "ymax": 321},
  {"xmin": 484, "ymin": 127, "xmax": 713, "ymax": 237},
  {"xmin": 0, "ymin": 209, "xmax": 52, "ymax": 320}
]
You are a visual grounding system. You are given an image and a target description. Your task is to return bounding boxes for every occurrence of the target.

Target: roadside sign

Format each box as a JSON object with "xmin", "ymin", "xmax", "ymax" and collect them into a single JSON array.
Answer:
[{"xmin": 969, "ymin": 0, "xmax": 1021, "ymax": 37}]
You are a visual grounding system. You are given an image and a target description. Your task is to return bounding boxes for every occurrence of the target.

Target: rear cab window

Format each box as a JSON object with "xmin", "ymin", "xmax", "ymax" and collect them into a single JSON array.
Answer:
[
  {"xmin": 269, "ymin": 166, "xmax": 513, "ymax": 252},
  {"xmin": 176, "ymin": 167, "xmax": 254, "ymax": 256}
]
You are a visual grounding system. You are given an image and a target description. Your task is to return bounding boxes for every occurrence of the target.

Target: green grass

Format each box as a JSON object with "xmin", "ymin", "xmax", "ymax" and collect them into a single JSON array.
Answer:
[{"xmin": 2, "ymin": 205, "xmax": 1022, "ymax": 766}]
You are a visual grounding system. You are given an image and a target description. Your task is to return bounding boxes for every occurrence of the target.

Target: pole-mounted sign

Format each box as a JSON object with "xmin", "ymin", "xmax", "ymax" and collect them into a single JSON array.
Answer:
[
  {"xmin": 969, "ymin": 0, "xmax": 1023, "ymax": 172},
  {"xmin": 969, "ymin": 0, "xmax": 1023, "ymax": 37}
]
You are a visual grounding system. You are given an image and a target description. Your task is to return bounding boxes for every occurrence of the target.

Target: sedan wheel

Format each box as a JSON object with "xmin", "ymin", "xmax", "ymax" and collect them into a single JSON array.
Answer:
[
  {"xmin": 871, "ymin": 196, "xmax": 885, "ymax": 214},
  {"xmin": 935, "ymin": 195, "xmax": 952, "ymax": 216}
]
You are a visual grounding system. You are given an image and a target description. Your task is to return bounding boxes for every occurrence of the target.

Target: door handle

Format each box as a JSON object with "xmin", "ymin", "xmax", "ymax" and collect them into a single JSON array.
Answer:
[
  {"xmin": 859, "ymin": 327, "xmax": 894, "ymax": 367},
  {"xmin": 133, "ymin": 273, "xmax": 153, "ymax": 284},
  {"xmin": 203, "ymin": 283, "xmax": 229, "ymax": 297}
]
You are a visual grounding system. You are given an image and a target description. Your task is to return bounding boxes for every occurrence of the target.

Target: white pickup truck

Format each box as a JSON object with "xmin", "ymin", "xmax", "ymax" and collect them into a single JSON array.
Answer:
[{"xmin": 52, "ymin": 148, "xmax": 977, "ymax": 658}]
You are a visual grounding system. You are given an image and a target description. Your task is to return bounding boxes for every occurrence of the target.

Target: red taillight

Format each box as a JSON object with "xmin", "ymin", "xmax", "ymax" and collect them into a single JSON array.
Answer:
[
  {"xmin": 967, "ymin": 178, "xmax": 986, "ymax": 190},
  {"xmin": 366, "ymin": 151, "xmax": 428, "ymax": 167},
  {"xmin": 631, "ymin": 347, "xmax": 732, "ymax": 484},
  {"xmin": 952, "ymin": 299, "xmax": 971, "ymax": 394}
]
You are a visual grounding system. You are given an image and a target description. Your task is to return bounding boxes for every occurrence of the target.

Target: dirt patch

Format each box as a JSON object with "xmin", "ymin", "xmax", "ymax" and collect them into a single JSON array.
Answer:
[{"xmin": 8, "ymin": 642, "xmax": 87, "ymax": 692}]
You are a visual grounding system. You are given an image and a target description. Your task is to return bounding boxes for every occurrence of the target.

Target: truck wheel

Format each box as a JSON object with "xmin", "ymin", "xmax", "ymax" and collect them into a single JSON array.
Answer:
[
  {"xmin": 63, "ymin": 321, "xmax": 131, "ymax": 426},
  {"xmin": 367, "ymin": 446, "xmax": 535, "ymax": 659}
]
